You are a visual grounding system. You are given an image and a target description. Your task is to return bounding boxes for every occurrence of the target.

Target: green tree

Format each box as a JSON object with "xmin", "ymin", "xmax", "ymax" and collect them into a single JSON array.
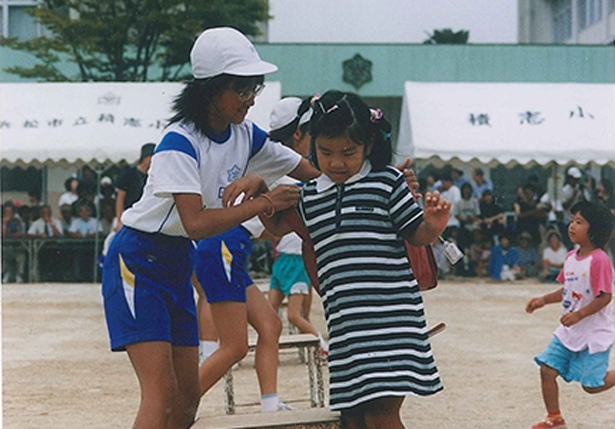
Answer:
[
  {"xmin": 0, "ymin": 0, "xmax": 269, "ymax": 82},
  {"xmin": 423, "ymin": 28, "xmax": 470, "ymax": 45}
]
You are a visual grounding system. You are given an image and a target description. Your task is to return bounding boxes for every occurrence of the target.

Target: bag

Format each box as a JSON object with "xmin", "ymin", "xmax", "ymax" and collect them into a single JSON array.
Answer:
[{"xmin": 405, "ymin": 242, "xmax": 439, "ymax": 291}]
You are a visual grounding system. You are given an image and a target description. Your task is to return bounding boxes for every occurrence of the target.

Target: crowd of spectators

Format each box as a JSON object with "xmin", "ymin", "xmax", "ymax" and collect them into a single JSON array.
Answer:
[
  {"xmin": 3, "ymin": 163, "xmax": 615, "ymax": 284},
  {"xmin": 426, "ymin": 166, "xmax": 615, "ymax": 282}
]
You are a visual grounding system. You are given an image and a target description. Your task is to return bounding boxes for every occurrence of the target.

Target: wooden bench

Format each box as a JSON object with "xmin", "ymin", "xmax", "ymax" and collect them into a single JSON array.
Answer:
[
  {"xmin": 197, "ymin": 408, "xmax": 341, "ymax": 429},
  {"xmin": 224, "ymin": 334, "xmax": 326, "ymax": 415}
]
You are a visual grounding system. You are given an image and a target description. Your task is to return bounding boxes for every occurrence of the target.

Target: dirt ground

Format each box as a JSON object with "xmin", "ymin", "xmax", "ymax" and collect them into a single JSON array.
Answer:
[{"xmin": 3, "ymin": 279, "xmax": 615, "ymax": 429}]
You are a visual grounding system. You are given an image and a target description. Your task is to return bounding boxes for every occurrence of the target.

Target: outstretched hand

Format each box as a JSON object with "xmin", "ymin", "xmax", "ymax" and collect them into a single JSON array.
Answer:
[
  {"xmin": 395, "ymin": 157, "xmax": 420, "ymax": 197},
  {"xmin": 222, "ymin": 174, "xmax": 268, "ymax": 208},
  {"xmin": 265, "ymin": 183, "xmax": 302, "ymax": 213},
  {"xmin": 422, "ymin": 191, "xmax": 451, "ymax": 232}
]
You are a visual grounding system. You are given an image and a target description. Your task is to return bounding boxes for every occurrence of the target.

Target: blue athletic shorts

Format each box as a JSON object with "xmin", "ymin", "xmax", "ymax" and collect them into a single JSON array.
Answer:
[
  {"xmin": 194, "ymin": 226, "xmax": 253, "ymax": 303},
  {"xmin": 270, "ymin": 253, "xmax": 310, "ymax": 296},
  {"xmin": 102, "ymin": 227, "xmax": 198, "ymax": 352},
  {"xmin": 535, "ymin": 335, "xmax": 612, "ymax": 388}
]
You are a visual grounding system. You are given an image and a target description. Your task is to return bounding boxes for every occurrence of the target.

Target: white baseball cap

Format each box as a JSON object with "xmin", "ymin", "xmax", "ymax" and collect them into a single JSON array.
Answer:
[
  {"xmin": 567, "ymin": 166, "xmax": 581, "ymax": 179},
  {"xmin": 190, "ymin": 27, "xmax": 278, "ymax": 79},
  {"xmin": 269, "ymin": 97, "xmax": 313, "ymax": 131}
]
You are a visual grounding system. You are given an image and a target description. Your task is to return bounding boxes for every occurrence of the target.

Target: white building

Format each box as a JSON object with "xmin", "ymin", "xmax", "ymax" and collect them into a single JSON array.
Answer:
[{"xmin": 518, "ymin": 0, "xmax": 615, "ymax": 44}]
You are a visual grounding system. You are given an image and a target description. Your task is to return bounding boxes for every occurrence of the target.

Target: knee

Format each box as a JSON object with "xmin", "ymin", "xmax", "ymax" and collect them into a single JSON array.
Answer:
[
  {"xmin": 261, "ymin": 316, "xmax": 283, "ymax": 340},
  {"xmin": 539, "ymin": 364, "xmax": 558, "ymax": 381},
  {"xmin": 224, "ymin": 343, "xmax": 249, "ymax": 363}
]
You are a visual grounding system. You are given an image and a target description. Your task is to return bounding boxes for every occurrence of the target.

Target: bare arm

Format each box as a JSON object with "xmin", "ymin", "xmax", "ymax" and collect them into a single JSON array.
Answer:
[
  {"xmin": 404, "ymin": 191, "xmax": 451, "ymax": 246},
  {"xmin": 561, "ymin": 292, "xmax": 612, "ymax": 327},
  {"xmin": 287, "ymin": 158, "xmax": 321, "ymax": 183},
  {"xmin": 526, "ymin": 287, "xmax": 563, "ymax": 313},
  {"xmin": 114, "ymin": 189, "xmax": 126, "ymax": 231},
  {"xmin": 176, "ymin": 178, "xmax": 301, "ymax": 241}
]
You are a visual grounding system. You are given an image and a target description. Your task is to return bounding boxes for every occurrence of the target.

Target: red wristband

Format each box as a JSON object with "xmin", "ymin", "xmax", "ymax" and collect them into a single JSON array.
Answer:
[{"xmin": 260, "ymin": 194, "xmax": 276, "ymax": 218}]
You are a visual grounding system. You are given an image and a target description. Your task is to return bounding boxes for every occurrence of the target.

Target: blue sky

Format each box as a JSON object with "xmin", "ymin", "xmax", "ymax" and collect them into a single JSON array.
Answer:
[{"xmin": 269, "ymin": 0, "xmax": 518, "ymax": 44}]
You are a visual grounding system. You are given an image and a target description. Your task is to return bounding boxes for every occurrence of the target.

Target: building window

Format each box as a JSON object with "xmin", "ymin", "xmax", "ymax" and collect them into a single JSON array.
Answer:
[
  {"xmin": 552, "ymin": 0, "xmax": 573, "ymax": 42},
  {"xmin": 1, "ymin": 0, "xmax": 41, "ymax": 40},
  {"xmin": 578, "ymin": 0, "xmax": 603, "ymax": 29}
]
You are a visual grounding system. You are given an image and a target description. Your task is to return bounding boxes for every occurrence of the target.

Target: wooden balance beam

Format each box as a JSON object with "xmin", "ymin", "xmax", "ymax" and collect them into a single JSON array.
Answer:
[
  {"xmin": 224, "ymin": 334, "xmax": 326, "ymax": 415},
  {"xmin": 197, "ymin": 408, "xmax": 341, "ymax": 429}
]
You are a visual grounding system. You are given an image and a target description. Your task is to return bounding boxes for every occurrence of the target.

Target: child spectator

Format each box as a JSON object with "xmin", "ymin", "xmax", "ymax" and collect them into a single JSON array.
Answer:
[
  {"xmin": 526, "ymin": 201, "xmax": 615, "ymax": 429},
  {"xmin": 454, "ymin": 182, "xmax": 480, "ymax": 252},
  {"xmin": 541, "ymin": 229, "xmax": 568, "ymax": 283},
  {"xmin": 516, "ymin": 231, "xmax": 538, "ymax": 279},
  {"xmin": 478, "ymin": 189, "xmax": 505, "ymax": 241},
  {"xmin": 488, "ymin": 232, "xmax": 520, "ymax": 281},
  {"xmin": 2, "ymin": 202, "xmax": 26, "ymax": 283}
]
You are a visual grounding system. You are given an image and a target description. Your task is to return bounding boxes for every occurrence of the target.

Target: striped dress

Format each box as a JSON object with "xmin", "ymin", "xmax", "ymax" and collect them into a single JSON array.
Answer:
[{"xmin": 298, "ymin": 163, "xmax": 443, "ymax": 410}]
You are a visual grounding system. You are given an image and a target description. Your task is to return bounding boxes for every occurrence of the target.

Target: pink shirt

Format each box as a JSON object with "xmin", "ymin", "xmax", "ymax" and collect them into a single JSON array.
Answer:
[{"xmin": 554, "ymin": 249, "xmax": 614, "ymax": 354}]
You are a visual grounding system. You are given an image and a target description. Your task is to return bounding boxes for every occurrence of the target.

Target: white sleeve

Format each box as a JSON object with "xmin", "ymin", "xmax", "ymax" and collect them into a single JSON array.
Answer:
[
  {"xmin": 149, "ymin": 132, "xmax": 201, "ymax": 198},
  {"xmin": 247, "ymin": 140, "xmax": 302, "ymax": 186}
]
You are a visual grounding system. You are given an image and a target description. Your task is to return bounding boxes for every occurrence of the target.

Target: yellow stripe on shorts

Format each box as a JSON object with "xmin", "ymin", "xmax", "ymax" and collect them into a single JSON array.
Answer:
[
  {"xmin": 221, "ymin": 240, "xmax": 233, "ymax": 282},
  {"xmin": 119, "ymin": 254, "xmax": 135, "ymax": 287}
]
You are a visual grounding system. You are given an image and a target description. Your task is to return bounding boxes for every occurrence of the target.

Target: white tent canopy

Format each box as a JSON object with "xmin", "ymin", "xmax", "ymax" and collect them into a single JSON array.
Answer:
[
  {"xmin": 395, "ymin": 82, "xmax": 615, "ymax": 168},
  {"xmin": 0, "ymin": 82, "xmax": 281, "ymax": 168}
]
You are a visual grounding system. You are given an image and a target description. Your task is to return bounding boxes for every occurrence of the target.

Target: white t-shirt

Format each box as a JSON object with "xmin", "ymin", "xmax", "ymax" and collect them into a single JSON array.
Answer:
[
  {"xmin": 27, "ymin": 218, "xmax": 64, "ymax": 237},
  {"xmin": 440, "ymin": 185, "xmax": 462, "ymax": 227},
  {"xmin": 554, "ymin": 249, "xmax": 614, "ymax": 354},
  {"xmin": 122, "ymin": 120, "xmax": 302, "ymax": 237},
  {"xmin": 58, "ymin": 192, "xmax": 78, "ymax": 207},
  {"xmin": 69, "ymin": 218, "xmax": 102, "ymax": 237},
  {"xmin": 542, "ymin": 246, "xmax": 567, "ymax": 266}
]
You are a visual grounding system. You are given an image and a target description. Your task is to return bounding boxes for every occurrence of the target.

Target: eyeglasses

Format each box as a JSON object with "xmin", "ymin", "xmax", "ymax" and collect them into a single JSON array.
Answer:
[{"xmin": 234, "ymin": 83, "xmax": 265, "ymax": 102}]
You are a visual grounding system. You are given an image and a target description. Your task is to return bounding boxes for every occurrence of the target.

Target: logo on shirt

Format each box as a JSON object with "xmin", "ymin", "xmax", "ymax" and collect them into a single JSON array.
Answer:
[{"xmin": 227, "ymin": 165, "xmax": 241, "ymax": 183}]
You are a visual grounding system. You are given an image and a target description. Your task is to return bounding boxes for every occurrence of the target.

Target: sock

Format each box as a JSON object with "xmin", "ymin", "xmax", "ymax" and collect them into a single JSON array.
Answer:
[
  {"xmin": 547, "ymin": 410, "xmax": 562, "ymax": 421},
  {"xmin": 260, "ymin": 393, "xmax": 279, "ymax": 413},
  {"xmin": 199, "ymin": 340, "xmax": 219, "ymax": 362}
]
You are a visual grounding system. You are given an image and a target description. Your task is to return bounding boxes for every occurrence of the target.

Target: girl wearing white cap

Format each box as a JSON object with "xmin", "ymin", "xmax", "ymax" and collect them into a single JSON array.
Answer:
[{"xmin": 101, "ymin": 27, "xmax": 319, "ymax": 428}]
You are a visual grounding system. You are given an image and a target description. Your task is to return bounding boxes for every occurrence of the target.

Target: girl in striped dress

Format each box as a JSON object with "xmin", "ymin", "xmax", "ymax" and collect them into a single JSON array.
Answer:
[{"xmin": 261, "ymin": 90, "xmax": 451, "ymax": 428}]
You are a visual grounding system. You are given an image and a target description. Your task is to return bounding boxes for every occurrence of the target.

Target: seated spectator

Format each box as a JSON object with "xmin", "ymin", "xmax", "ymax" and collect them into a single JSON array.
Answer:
[
  {"xmin": 2, "ymin": 202, "xmax": 26, "ymax": 283},
  {"xmin": 454, "ymin": 182, "xmax": 480, "ymax": 252},
  {"xmin": 27, "ymin": 204, "xmax": 63, "ymax": 238},
  {"xmin": 513, "ymin": 183, "xmax": 547, "ymax": 247},
  {"xmin": 432, "ymin": 238, "xmax": 452, "ymax": 280},
  {"xmin": 515, "ymin": 231, "xmax": 538, "ymax": 279},
  {"xmin": 471, "ymin": 167, "xmax": 493, "ymax": 201},
  {"xmin": 451, "ymin": 167, "xmax": 471, "ymax": 190},
  {"xmin": 69, "ymin": 203, "xmax": 102, "ymax": 282},
  {"xmin": 58, "ymin": 177, "xmax": 80, "ymax": 207},
  {"xmin": 439, "ymin": 172, "xmax": 461, "ymax": 240},
  {"xmin": 71, "ymin": 180, "xmax": 98, "ymax": 218},
  {"xmin": 59, "ymin": 204, "xmax": 73, "ymax": 236},
  {"xmin": 541, "ymin": 230, "xmax": 568, "ymax": 283},
  {"xmin": 488, "ymin": 232, "xmax": 520, "ymax": 281},
  {"xmin": 98, "ymin": 199, "xmax": 116, "ymax": 236},
  {"xmin": 478, "ymin": 189, "xmax": 504, "ymax": 241},
  {"xmin": 27, "ymin": 204, "xmax": 64, "ymax": 281},
  {"xmin": 468, "ymin": 229, "xmax": 492, "ymax": 278}
]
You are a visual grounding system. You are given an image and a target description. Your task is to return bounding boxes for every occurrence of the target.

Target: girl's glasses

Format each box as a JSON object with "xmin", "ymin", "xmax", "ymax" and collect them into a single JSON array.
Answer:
[{"xmin": 234, "ymin": 83, "xmax": 265, "ymax": 102}]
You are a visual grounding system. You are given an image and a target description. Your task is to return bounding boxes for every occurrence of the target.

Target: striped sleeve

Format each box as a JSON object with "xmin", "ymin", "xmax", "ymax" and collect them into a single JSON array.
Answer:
[{"xmin": 387, "ymin": 168, "xmax": 423, "ymax": 237}]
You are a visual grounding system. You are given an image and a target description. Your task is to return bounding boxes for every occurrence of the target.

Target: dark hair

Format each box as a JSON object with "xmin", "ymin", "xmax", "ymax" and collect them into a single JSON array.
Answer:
[
  {"xmin": 269, "ymin": 97, "xmax": 312, "ymax": 145},
  {"xmin": 600, "ymin": 179, "xmax": 613, "ymax": 197},
  {"xmin": 570, "ymin": 201, "xmax": 614, "ymax": 249},
  {"xmin": 64, "ymin": 177, "xmax": 78, "ymax": 192},
  {"xmin": 169, "ymin": 74, "xmax": 265, "ymax": 135},
  {"xmin": 308, "ymin": 90, "xmax": 392, "ymax": 170}
]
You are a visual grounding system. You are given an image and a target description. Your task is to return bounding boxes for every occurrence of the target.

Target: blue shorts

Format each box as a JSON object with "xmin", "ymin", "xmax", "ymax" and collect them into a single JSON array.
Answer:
[
  {"xmin": 194, "ymin": 226, "xmax": 253, "ymax": 303},
  {"xmin": 102, "ymin": 227, "xmax": 198, "ymax": 351},
  {"xmin": 270, "ymin": 253, "xmax": 310, "ymax": 296},
  {"xmin": 535, "ymin": 335, "xmax": 612, "ymax": 388}
]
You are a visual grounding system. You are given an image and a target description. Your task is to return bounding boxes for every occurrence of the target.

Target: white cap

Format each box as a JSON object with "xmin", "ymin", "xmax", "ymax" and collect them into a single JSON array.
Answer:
[
  {"xmin": 190, "ymin": 27, "xmax": 278, "ymax": 79},
  {"xmin": 100, "ymin": 176, "xmax": 112, "ymax": 186},
  {"xmin": 567, "ymin": 166, "xmax": 581, "ymax": 179},
  {"xmin": 269, "ymin": 97, "xmax": 313, "ymax": 131}
]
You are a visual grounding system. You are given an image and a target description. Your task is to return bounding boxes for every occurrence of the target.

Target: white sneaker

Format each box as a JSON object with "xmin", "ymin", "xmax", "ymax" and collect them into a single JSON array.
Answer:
[{"xmin": 277, "ymin": 401, "xmax": 295, "ymax": 411}]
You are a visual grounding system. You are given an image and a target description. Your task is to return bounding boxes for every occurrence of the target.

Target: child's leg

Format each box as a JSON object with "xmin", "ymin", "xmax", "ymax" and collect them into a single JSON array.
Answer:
[
  {"xmin": 362, "ymin": 396, "xmax": 406, "ymax": 429},
  {"xmin": 539, "ymin": 364, "xmax": 561, "ymax": 414},
  {"xmin": 341, "ymin": 408, "xmax": 367, "ymax": 429},
  {"xmin": 192, "ymin": 274, "xmax": 219, "ymax": 361},
  {"xmin": 126, "ymin": 341, "xmax": 181, "ymax": 429},
  {"xmin": 198, "ymin": 301, "xmax": 249, "ymax": 395},
  {"xmin": 583, "ymin": 370, "xmax": 615, "ymax": 394},
  {"xmin": 246, "ymin": 284, "xmax": 283, "ymax": 396},
  {"xmin": 302, "ymin": 286, "xmax": 313, "ymax": 320},
  {"xmin": 287, "ymin": 293, "xmax": 319, "ymax": 336},
  {"xmin": 268, "ymin": 287, "xmax": 285, "ymax": 314},
  {"xmin": 169, "ymin": 345, "xmax": 201, "ymax": 429}
]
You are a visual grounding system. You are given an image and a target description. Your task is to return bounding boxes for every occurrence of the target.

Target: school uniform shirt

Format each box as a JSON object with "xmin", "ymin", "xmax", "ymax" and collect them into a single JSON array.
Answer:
[
  {"xmin": 27, "ymin": 218, "xmax": 64, "ymax": 237},
  {"xmin": 68, "ymin": 217, "xmax": 102, "ymax": 237},
  {"xmin": 555, "ymin": 248, "xmax": 614, "ymax": 354},
  {"xmin": 297, "ymin": 161, "xmax": 442, "ymax": 410},
  {"xmin": 122, "ymin": 120, "xmax": 301, "ymax": 237}
]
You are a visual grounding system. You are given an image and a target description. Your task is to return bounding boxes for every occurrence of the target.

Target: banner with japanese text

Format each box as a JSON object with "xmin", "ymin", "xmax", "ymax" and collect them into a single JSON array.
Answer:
[
  {"xmin": 0, "ymin": 82, "xmax": 281, "ymax": 168},
  {"xmin": 396, "ymin": 82, "xmax": 615, "ymax": 167}
]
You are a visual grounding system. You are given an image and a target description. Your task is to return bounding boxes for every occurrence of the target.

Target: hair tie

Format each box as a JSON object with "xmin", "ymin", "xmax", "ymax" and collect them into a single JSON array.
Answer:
[{"xmin": 370, "ymin": 108, "xmax": 383, "ymax": 123}]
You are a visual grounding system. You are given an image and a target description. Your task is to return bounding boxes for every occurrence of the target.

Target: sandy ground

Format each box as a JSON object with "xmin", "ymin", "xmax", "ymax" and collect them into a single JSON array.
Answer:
[{"xmin": 3, "ymin": 279, "xmax": 615, "ymax": 429}]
